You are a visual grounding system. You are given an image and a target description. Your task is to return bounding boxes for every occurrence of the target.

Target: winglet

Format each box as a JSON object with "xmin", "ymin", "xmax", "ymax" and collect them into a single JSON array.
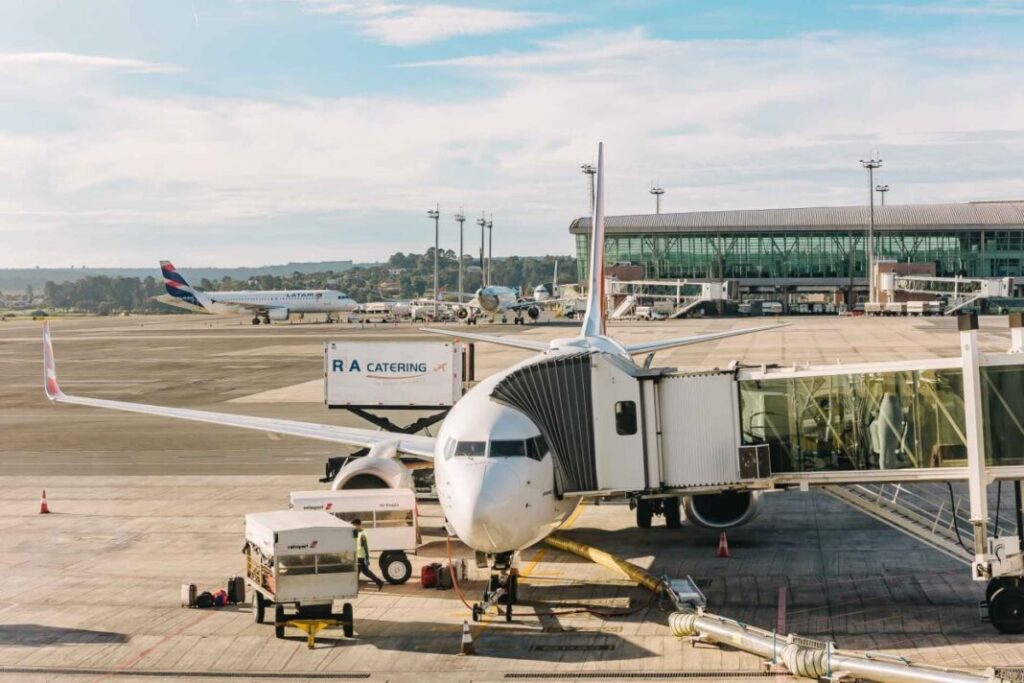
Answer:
[
  {"xmin": 42, "ymin": 321, "xmax": 64, "ymax": 401},
  {"xmin": 581, "ymin": 142, "xmax": 606, "ymax": 338}
]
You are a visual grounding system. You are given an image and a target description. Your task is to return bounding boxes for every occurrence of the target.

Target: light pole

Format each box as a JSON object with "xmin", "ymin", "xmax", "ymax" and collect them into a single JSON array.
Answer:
[
  {"xmin": 486, "ymin": 215, "xmax": 494, "ymax": 287},
  {"xmin": 476, "ymin": 214, "xmax": 487, "ymax": 288},
  {"xmin": 876, "ymin": 183, "xmax": 890, "ymax": 207},
  {"xmin": 860, "ymin": 156, "xmax": 882, "ymax": 303},
  {"xmin": 650, "ymin": 185, "xmax": 665, "ymax": 214},
  {"xmin": 428, "ymin": 204, "xmax": 440, "ymax": 319},
  {"xmin": 581, "ymin": 163, "xmax": 596, "ymax": 211},
  {"xmin": 454, "ymin": 210, "xmax": 466, "ymax": 303}
]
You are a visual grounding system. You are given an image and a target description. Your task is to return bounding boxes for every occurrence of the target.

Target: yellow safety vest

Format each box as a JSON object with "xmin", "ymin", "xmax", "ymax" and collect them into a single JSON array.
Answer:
[{"xmin": 357, "ymin": 530, "xmax": 370, "ymax": 560}]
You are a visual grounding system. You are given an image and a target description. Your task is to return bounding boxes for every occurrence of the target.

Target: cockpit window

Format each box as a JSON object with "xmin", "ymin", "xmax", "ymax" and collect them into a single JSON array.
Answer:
[
  {"xmin": 490, "ymin": 440, "xmax": 526, "ymax": 457},
  {"xmin": 526, "ymin": 435, "xmax": 548, "ymax": 461},
  {"xmin": 454, "ymin": 441, "xmax": 487, "ymax": 457}
]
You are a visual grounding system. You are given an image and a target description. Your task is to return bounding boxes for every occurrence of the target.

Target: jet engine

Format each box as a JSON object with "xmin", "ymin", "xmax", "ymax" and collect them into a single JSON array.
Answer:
[
  {"xmin": 682, "ymin": 490, "xmax": 760, "ymax": 529},
  {"xmin": 526, "ymin": 306, "xmax": 540, "ymax": 320},
  {"xmin": 453, "ymin": 306, "xmax": 469, "ymax": 320},
  {"xmin": 267, "ymin": 308, "xmax": 290, "ymax": 322},
  {"xmin": 331, "ymin": 453, "xmax": 414, "ymax": 491}
]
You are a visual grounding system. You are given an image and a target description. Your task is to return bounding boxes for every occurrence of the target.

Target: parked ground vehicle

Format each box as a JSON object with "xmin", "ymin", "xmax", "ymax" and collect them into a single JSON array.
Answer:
[
  {"xmin": 289, "ymin": 488, "xmax": 418, "ymax": 584},
  {"xmin": 244, "ymin": 510, "xmax": 358, "ymax": 638}
]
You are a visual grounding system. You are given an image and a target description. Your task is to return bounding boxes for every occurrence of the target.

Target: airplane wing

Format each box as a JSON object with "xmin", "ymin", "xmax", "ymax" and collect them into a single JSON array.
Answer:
[
  {"xmin": 42, "ymin": 323, "xmax": 435, "ymax": 460},
  {"xmin": 622, "ymin": 322, "xmax": 788, "ymax": 355},
  {"xmin": 419, "ymin": 327, "xmax": 548, "ymax": 352}
]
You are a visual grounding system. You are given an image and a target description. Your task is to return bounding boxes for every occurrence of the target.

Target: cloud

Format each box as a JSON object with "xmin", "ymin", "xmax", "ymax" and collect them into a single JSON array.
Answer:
[
  {"xmin": 863, "ymin": 1, "xmax": 1024, "ymax": 16},
  {"xmin": 0, "ymin": 52, "xmax": 182, "ymax": 74},
  {"xmin": 293, "ymin": 1, "xmax": 563, "ymax": 45},
  {"xmin": 2, "ymin": 28, "xmax": 1024, "ymax": 266}
]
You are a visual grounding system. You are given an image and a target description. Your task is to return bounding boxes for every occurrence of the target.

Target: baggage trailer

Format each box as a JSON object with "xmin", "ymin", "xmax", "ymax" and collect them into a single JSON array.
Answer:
[
  {"xmin": 244, "ymin": 510, "xmax": 358, "ymax": 644},
  {"xmin": 289, "ymin": 488, "xmax": 418, "ymax": 585}
]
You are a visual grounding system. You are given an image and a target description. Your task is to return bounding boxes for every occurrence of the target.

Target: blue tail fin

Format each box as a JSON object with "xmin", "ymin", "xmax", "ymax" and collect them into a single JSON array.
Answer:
[{"xmin": 159, "ymin": 260, "xmax": 205, "ymax": 308}]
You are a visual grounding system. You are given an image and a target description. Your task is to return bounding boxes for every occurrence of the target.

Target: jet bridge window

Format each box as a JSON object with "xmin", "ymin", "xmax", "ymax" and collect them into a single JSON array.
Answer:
[
  {"xmin": 615, "ymin": 401, "xmax": 638, "ymax": 435},
  {"xmin": 454, "ymin": 441, "xmax": 487, "ymax": 457},
  {"xmin": 490, "ymin": 440, "xmax": 526, "ymax": 457}
]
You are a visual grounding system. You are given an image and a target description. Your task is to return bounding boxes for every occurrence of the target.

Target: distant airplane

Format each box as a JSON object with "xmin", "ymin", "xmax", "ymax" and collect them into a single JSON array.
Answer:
[
  {"xmin": 159, "ymin": 261, "xmax": 359, "ymax": 324},
  {"xmin": 451, "ymin": 282, "xmax": 570, "ymax": 325},
  {"xmin": 533, "ymin": 260, "xmax": 560, "ymax": 301}
]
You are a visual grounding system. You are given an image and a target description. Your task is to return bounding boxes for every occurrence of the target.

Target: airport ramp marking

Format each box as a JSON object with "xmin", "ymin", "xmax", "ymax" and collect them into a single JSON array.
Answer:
[{"xmin": 90, "ymin": 610, "xmax": 216, "ymax": 683}]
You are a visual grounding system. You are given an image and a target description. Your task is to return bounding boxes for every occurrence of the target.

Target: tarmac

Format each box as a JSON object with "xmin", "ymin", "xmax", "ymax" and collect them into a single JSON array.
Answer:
[{"xmin": 1, "ymin": 313, "xmax": 1022, "ymax": 681}]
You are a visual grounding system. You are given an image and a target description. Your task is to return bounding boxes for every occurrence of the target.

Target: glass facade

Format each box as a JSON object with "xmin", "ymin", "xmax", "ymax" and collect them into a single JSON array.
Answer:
[
  {"xmin": 575, "ymin": 230, "xmax": 1024, "ymax": 282},
  {"xmin": 737, "ymin": 365, "xmax": 1024, "ymax": 474}
]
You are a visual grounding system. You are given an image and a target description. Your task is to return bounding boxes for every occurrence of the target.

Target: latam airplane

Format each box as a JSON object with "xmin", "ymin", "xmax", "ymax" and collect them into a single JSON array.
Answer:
[
  {"xmin": 44, "ymin": 144, "xmax": 783, "ymax": 617},
  {"xmin": 159, "ymin": 261, "xmax": 359, "ymax": 324}
]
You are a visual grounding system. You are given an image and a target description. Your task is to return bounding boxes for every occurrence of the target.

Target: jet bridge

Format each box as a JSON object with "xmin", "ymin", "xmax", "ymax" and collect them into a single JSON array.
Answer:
[{"xmin": 490, "ymin": 314, "xmax": 1024, "ymax": 633}]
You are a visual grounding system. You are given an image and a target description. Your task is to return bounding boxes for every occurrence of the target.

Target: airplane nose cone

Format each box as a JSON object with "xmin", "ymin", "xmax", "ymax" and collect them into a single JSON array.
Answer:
[{"xmin": 459, "ymin": 462, "xmax": 538, "ymax": 553}]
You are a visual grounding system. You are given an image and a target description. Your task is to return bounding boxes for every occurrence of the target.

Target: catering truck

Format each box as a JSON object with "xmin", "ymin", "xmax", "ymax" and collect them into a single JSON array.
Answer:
[
  {"xmin": 289, "ymin": 488, "xmax": 418, "ymax": 585},
  {"xmin": 244, "ymin": 510, "xmax": 359, "ymax": 638}
]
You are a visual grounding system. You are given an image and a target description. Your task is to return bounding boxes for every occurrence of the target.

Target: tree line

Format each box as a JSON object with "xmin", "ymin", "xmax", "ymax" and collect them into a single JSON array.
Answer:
[{"xmin": 40, "ymin": 250, "xmax": 576, "ymax": 314}]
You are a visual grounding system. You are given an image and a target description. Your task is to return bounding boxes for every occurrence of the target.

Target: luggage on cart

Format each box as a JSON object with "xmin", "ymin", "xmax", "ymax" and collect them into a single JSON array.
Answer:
[
  {"xmin": 421, "ymin": 562, "xmax": 441, "ymax": 589},
  {"xmin": 436, "ymin": 565, "xmax": 452, "ymax": 590},
  {"xmin": 180, "ymin": 583, "xmax": 197, "ymax": 608}
]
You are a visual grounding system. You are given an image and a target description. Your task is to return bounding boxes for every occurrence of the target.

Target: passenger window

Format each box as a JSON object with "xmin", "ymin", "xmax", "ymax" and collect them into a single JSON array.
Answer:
[
  {"xmin": 454, "ymin": 441, "xmax": 487, "ymax": 457},
  {"xmin": 615, "ymin": 401, "xmax": 638, "ymax": 435},
  {"xmin": 491, "ymin": 440, "xmax": 526, "ymax": 457}
]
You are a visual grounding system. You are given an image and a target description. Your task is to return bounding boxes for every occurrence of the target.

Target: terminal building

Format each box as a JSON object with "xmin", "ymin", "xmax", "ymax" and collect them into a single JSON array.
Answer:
[{"xmin": 569, "ymin": 200, "xmax": 1024, "ymax": 305}]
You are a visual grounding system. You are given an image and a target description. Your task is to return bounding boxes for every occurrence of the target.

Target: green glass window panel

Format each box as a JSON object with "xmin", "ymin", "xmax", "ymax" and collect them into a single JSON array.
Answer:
[{"xmin": 982, "ymin": 366, "xmax": 1024, "ymax": 466}]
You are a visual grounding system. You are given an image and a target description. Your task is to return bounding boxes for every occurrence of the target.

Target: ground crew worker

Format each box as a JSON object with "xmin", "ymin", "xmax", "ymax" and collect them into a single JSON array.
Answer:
[{"xmin": 351, "ymin": 518, "xmax": 384, "ymax": 590}]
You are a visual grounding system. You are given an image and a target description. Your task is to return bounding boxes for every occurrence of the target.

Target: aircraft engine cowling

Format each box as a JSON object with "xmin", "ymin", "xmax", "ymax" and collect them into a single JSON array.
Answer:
[
  {"xmin": 683, "ymin": 491, "xmax": 760, "ymax": 529},
  {"xmin": 454, "ymin": 306, "xmax": 469, "ymax": 320},
  {"xmin": 267, "ymin": 307, "xmax": 290, "ymax": 321},
  {"xmin": 527, "ymin": 306, "xmax": 540, "ymax": 320},
  {"xmin": 331, "ymin": 454, "xmax": 414, "ymax": 490}
]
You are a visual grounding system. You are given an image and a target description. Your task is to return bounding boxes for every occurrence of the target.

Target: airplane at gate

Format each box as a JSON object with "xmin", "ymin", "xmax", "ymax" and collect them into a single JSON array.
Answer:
[
  {"xmin": 159, "ymin": 261, "xmax": 359, "ymax": 324},
  {"xmin": 44, "ymin": 144, "xmax": 784, "ymax": 615}
]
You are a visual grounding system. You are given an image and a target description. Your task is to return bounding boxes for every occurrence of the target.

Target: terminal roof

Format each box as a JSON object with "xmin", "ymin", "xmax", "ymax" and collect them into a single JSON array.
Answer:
[{"xmin": 569, "ymin": 200, "xmax": 1024, "ymax": 234}]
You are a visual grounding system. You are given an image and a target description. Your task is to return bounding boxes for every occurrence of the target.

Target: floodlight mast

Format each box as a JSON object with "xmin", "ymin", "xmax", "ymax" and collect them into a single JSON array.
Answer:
[
  {"xmin": 486, "ymin": 215, "xmax": 494, "ymax": 289},
  {"xmin": 860, "ymin": 156, "xmax": 882, "ymax": 303},
  {"xmin": 581, "ymin": 163, "xmax": 596, "ymax": 211},
  {"xmin": 476, "ymin": 214, "xmax": 487, "ymax": 288},
  {"xmin": 454, "ymin": 210, "xmax": 466, "ymax": 303},
  {"xmin": 428, "ymin": 204, "xmax": 440, "ymax": 319},
  {"xmin": 650, "ymin": 185, "xmax": 665, "ymax": 214},
  {"xmin": 876, "ymin": 183, "xmax": 890, "ymax": 207}
]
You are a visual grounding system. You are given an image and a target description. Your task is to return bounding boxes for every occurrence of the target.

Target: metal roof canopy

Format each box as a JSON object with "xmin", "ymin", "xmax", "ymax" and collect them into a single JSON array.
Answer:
[{"xmin": 569, "ymin": 200, "xmax": 1024, "ymax": 235}]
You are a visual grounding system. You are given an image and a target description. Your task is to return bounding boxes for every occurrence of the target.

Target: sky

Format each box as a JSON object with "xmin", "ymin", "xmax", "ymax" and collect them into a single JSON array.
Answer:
[{"xmin": 1, "ymin": 0, "xmax": 1024, "ymax": 267}]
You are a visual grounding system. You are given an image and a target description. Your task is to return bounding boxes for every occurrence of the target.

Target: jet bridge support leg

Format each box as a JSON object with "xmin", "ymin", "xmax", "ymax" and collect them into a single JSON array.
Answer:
[{"xmin": 962, "ymin": 313, "xmax": 1024, "ymax": 632}]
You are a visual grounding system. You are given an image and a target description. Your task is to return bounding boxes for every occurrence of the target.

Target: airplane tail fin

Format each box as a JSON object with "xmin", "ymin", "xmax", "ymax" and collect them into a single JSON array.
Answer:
[
  {"xmin": 581, "ymin": 142, "xmax": 606, "ymax": 338},
  {"xmin": 43, "ymin": 321, "xmax": 64, "ymax": 401},
  {"xmin": 159, "ymin": 260, "xmax": 209, "ymax": 309}
]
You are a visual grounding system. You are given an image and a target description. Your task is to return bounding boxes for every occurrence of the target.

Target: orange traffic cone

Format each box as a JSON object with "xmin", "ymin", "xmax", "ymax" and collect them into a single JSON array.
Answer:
[
  {"xmin": 39, "ymin": 490, "xmax": 51, "ymax": 514},
  {"xmin": 716, "ymin": 532, "xmax": 730, "ymax": 558}
]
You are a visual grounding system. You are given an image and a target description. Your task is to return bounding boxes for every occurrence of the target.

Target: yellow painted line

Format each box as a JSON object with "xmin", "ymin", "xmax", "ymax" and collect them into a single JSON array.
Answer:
[{"xmin": 559, "ymin": 500, "xmax": 586, "ymax": 530}]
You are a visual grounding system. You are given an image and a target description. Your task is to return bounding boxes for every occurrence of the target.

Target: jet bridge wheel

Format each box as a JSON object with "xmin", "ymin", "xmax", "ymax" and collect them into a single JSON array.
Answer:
[
  {"xmin": 988, "ymin": 576, "xmax": 1023, "ymax": 604},
  {"xmin": 989, "ymin": 583, "xmax": 1024, "ymax": 634},
  {"xmin": 663, "ymin": 498, "xmax": 682, "ymax": 528},
  {"xmin": 636, "ymin": 499, "xmax": 653, "ymax": 528}
]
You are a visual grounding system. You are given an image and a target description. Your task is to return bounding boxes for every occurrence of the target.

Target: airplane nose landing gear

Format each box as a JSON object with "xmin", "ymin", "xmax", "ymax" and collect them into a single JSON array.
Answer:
[{"xmin": 471, "ymin": 551, "xmax": 518, "ymax": 623}]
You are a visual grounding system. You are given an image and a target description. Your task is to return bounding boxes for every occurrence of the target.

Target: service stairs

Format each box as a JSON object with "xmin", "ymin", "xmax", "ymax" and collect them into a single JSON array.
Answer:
[
  {"xmin": 824, "ymin": 482, "xmax": 1018, "ymax": 564},
  {"xmin": 611, "ymin": 295, "xmax": 637, "ymax": 319},
  {"xmin": 945, "ymin": 293, "xmax": 985, "ymax": 315},
  {"xmin": 669, "ymin": 297, "xmax": 706, "ymax": 318}
]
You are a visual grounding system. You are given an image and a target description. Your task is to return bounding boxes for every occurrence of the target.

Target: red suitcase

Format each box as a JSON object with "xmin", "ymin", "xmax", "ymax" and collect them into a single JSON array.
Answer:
[{"xmin": 421, "ymin": 562, "xmax": 441, "ymax": 589}]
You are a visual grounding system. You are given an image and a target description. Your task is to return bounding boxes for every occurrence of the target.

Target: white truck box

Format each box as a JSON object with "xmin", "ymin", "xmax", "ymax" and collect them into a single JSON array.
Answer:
[
  {"xmin": 289, "ymin": 489, "xmax": 418, "ymax": 552},
  {"xmin": 325, "ymin": 341, "xmax": 463, "ymax": 408},
  {"xmin": 245, "ymin": 510, "xmax": 358, "ymax": 605}
]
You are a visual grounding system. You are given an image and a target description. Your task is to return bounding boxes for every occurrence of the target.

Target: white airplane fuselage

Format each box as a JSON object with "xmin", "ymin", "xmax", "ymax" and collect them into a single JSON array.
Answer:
[
  {"xmin": 206, "ymin": 290, "xmax": 359, "ymax": 315},
  {"xmin": 473, "ymin": 286, "xmax": 521, "ymax": 316},
  {"xmin": 431, "ymin": 333, "xmax": 629, "ymax": 553}
]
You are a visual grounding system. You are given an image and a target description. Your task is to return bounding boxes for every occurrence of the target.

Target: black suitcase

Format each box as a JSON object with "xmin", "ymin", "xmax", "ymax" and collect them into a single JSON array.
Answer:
[{"xmin": 436, "ymin": 565, "xmax": 452, "ymax": 590}]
